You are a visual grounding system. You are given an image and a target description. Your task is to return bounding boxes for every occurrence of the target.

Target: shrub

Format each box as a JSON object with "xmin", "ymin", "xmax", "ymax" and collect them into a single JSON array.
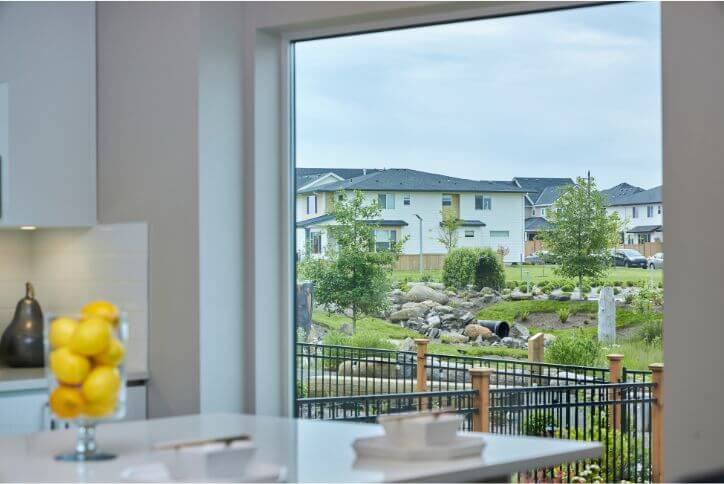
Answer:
[
  {"xmin": 557, "ymin": 307, "xmax": 571, "ymax": 323},
  {"xmin": 638, "ymin": 317, "xmax": 663, "ymax": 344},
  {"xmin": 658, "ymin": 281, "xmax": 663, "ymax": 289},
  {"xmin": 473, "ymin": 249, "xmax": 506, "ymax": 290},
  {"xmin": 506, "ymin": 281, "xmax": 518, "ymax": 290},
  {"xmin": 296, "ymin": 380, "xmax": 308, "ymax": 398},
  {"xmin": 518, "ymin": 284, "xmax": 528, "ymax": 293},
  {"xmin": 523, "ymin": 413, "xmax": 557, "ymax": 437},
  {"xmin": 613, "ymin": 280, "xmax": 623, "ymax": 287},
  {"xmin": 419, "ymin": 273, "xmax": 433, "ymax": 282},
  {"xmin": 624, "ymin": 294, "xmax": 634, "ymax": 304},
  {"xmin": 580, "ymin": 284, "xmax": 592, "ymax": 294},
  {"xmin": 322, "ymin": 331, "xmax": 395, "ymax": 350},
  {"xmin": 519, "ymin": 311, "xmax": 530, "ymax": 322},
  {"xmin": 626, "ymin": 281, "xmax": 636, "ymax": 287},
  {"xmin": 545, "ymin": 330, "xmax": 602, "ymax": 366},
  {"xmin": 443, "ymin": 248, "xmax": 490, "ymax": 289},
  {"xmin": 613, "ymin": 287, "xmax": 621, "ymax": 295},
  {"xmin": 542, "ymin": 287, "xmax": 552, "ymax": 295},
  {"xmin": 562, "ymin": 284, "xmax": 575, "ymax": 292}
]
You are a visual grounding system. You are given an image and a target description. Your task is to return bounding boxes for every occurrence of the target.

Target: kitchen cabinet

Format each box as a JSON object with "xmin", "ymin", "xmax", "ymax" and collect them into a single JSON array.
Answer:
[
  {"xmin": 0, "ymin": 382, "xmax": 147, "ymax": 436},
  {"xmin": 0, "ymin": 3, "xmax": 96, "ymax": 227}
]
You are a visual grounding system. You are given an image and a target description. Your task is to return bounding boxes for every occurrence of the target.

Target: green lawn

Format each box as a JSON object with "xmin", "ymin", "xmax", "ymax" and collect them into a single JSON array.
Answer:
[{"xmin": 391, "ymin": 265, "xmax": 662, "ymax": 285}]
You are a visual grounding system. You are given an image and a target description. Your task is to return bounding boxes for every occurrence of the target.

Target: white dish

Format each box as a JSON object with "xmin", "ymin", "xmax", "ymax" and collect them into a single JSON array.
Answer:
[
  {"xmin": 155, "ymin": 440, "xmax": 257, "ymax": 480},
  {"xmin": 121, "ymin": 461, "xmax": 285, "ymax": 483},
  {"xmin": 378, "ymin": 413, "xmax": 462, "ymax": 448},
  {"xmin": 353, "ymin": 434, "xmax": 486, "ymax": 461}
]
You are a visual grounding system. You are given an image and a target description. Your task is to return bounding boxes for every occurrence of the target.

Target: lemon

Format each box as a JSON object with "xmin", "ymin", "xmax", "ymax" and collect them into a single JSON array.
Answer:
[
  {"xmin": 49, "ymin": 317, "xmax": 79, "ymax": 349},
  {"xmin": 81, "ymin": 301, "xmax": 119, "ymax": 327},
  {"xmin": 82, "ymin": 366, "xmax": 121, "ymax": 403},
  {"xmin": 50, "ymin": 347, "xmax": 91, "ymax": 385},
  {"xmin": 70, "ymin": 317, "xmax": 112, "ymax": 356},
  {"xmin": 93, "ymin": 338, "xmax": 125, "ymax": 367},
  {"xmin": 49, "ymin": 385, "xmax": 85, "ymax": 419},
  {"xmin": 83, "ymin": 397, "xmax": 117, "ymax": 418}
]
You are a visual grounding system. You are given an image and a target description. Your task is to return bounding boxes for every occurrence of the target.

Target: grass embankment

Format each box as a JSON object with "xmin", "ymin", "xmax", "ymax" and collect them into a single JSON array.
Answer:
[{"xmin": 391, "ymin": 265, "xmax": 663, "ymax": 285}]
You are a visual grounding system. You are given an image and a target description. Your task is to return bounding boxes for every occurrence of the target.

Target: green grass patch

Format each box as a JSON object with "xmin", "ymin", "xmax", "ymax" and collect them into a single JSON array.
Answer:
[
  {"xmin": 427, "ymin": 342, "xmax": 527, "ymax": 359},
  {"xmin": 392, "ymin": 265, "xmax": 662, "ymax": 286},
  {"xmin": 476, "ymin": 300, "xmax": 597, "ymax": 321},
  {"xmin": 312, "ymin": 310, "xmax": 421, "ymax": 340}
]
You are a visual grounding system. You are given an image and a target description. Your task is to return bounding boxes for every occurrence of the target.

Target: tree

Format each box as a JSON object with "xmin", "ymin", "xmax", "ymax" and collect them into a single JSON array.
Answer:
[
  {"xmin": 436, "ymin": 208, "xmax": 461, "ymax": 253},
  {"xmin": 298, "ymin": 191, "xmax": 405, "ymax": 333},
  {"xmin": 540, "ymin": 175, "xmax": 621, "ymax": 288}
]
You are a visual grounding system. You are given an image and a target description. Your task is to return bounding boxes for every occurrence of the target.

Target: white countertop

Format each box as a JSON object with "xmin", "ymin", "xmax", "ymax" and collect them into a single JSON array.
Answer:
[
  {"xmin": 0, "ymin": 412, "xmax": 602, "ymax": 482},
  {"xmin": 0, "ymin": 366, "xmax": 149, "ymax": 392}
]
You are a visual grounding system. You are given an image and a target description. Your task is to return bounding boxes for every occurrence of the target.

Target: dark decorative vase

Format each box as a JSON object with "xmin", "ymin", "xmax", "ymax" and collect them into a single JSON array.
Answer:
[{"xmin": 0, "ymin": 282, "xmax": 45, "ymax": 367}]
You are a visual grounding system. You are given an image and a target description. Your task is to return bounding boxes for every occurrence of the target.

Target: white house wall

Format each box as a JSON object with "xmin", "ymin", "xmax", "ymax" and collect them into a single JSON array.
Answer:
[{"xmin": 607, "ymin": 203, "xmax": 663, "ymax": 241}]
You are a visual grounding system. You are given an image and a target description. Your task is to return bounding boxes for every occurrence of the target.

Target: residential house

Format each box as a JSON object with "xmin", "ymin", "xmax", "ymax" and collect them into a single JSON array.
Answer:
[
  {"xmin": 604, "ymin": 185, "xmax": 663, "ymax": 243},
  {"xmin": 296, "ymin": 168, "xmax": 527, "ymax": 263},
  {"xmin": 513, "ymin": 177, "xmax": 574, "ymax": 240}
]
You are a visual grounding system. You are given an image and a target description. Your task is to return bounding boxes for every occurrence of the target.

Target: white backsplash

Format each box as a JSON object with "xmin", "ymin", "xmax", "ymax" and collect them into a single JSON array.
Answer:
[{"xmin": 0, "ymin": 223, "xmax": 148, "ymax": 373}]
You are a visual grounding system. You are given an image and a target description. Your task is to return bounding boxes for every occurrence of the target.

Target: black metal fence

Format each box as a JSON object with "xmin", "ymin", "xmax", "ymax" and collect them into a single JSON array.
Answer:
[
  {"xmin": 489, "ymin": 381, "xmax": 655, "ymax": 483},
  {"xmin": 296, "ymin": 342, "xmax": 614, "ymax": 399},
  {"xmin": 295, "ymin": 343, "xmax": 658, "ymax": 483},
  {"xmin": 296, "ymin": 389, "xmax": 478, "ymax": 430}
]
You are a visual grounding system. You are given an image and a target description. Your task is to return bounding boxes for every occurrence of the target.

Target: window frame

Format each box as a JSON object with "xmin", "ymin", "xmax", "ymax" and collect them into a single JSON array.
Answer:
[
  {"xmin": 464, "ymin": 229, "xmax": 475, "ymax": 238},
  {"xmin": 442, "ymin": 194, "xmax": 453, "ymax": 207},
  {"xmin": 403, "ymin": 193, "xmax": 411, "ymax": 206},
  {"xmin": 306, "ymin": 194, "xmax": 317, "ymax": 214},
  {"xmin": 490, "ymin": 230, "xmax": 510, "ymax": 238},
  {"xmin": 378, "ymin": 192, "xmax": 395, "ymax": 209}
]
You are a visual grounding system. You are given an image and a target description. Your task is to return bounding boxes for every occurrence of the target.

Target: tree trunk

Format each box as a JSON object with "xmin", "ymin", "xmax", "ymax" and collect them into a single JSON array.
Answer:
[{"xmin": 352, "ymin": 305, "xmax": 357, "ymax": 334}]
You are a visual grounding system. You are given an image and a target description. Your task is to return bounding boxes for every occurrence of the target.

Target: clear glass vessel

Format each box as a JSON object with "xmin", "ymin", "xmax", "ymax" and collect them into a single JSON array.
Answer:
[{"xmin": 44, "ymin": 312, "xmax": 128, "ymax": 461}]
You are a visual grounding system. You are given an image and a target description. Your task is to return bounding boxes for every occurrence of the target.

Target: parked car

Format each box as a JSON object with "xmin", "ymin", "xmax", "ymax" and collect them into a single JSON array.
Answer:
[
  {"xmin": 648, "ymin": 252, "xmax": 664, "ymax": 269},
  {"xmin": 610, "ymin": 249, "xmax": 648, "ymax": 268},
  {"xmin": 525, "ymin": 250, "xmax": 553, "ymax": 265}
]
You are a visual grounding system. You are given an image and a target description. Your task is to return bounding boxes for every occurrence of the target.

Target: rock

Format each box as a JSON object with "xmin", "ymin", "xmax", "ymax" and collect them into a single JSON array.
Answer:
[
  {"xmin": 464, "ymin": 324, "xmax": 493, "ymax": 340},
  {"xmin": 421, "ymin": 300, "xmax": 441, "ymax": 309},
  {"xmin": 550, "ymin": 292, "xmax": 571, "ymax": 301},
  {"xmin": 399, "ymin": 337, "xmax": 416, "ymax": 352},
  {"xmin": 474, "ymin": 335, "xmax": 491, "ymax": 347},
  {"xmin": 488, "ymin": 334, "xmax": 501, "ymax": 343},
  {"xmin": 510, "ymin": 291, "xmax": 533, "ymax": 301},
  {"xmin": 390, "ymin": 309, "xmax": 418, "ymax": 322},
  {"xmin": 481, "ymin": 294, "xmax": 496, "ymax": 304},
  {"xmin": 338, "ymin": 357, "xmax": 397, "ymax": 378},
  {"xmin": 426, "ymin": 315, "xmax": 441, "ymax": 327},
  {"xmin": 543, "ymin": 333, "xmax": 557, "ymax": 347},
  {"xmin": 460, "ymin": 311, "xmax": 474, "ymax": 323},
  {"xmin": 501, "ymin": 336, "xmax": 527, "ymax": 349},
  {"xmin": 440, "ymin": 313, "xmax": 457, "ymax": 323},
  {"xmin": 426, "ymin": 282, "xmax": 445, "ymax": 290},
  {"xmin": 428, "ymin": 328, "xmax": 441, "ymax": 340},
  {"xmin": 339, "ymin": 323, "xmax": 353, "ymax": 336},
  {"xmin": 405, "ymin": 284, "xmax": 449, "ymax": 305},
  {"xmin": 510, "ymin": 322, "xmax": 530, "ymax": 340},
  {"xmin": 440, "ymin": 331, "xmax": 468, "ymax": 344},
  {"xmin": 436, "ymin": 305, "xmax": 453, "ymax": 314}
]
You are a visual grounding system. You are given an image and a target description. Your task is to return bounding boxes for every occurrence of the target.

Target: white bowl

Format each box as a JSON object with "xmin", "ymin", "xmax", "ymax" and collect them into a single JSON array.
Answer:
[
  {"xmin": 157, "ymin": 440, "xmax": 257, "ymax": 479},
  {"xmin": 379, "ymin": 413, "xmax": 462, "ymax": 448}
]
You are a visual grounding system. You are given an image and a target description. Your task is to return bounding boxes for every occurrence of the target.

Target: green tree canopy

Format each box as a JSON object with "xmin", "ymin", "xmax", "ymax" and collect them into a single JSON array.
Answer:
[
  {"xmin": 299, "ymin": 191, "xmax": 406, "ymax": 332},
  {"xmin": 541, "ymin": 176, "xmax": 621, "ymax": 287}
]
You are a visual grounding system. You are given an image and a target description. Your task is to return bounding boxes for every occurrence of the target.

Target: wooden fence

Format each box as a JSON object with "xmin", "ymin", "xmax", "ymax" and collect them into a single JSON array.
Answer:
[
  {"xmin": 524, "ymin": 240, "xmax": 663, "ymax": 258},
  {"xmin": 394, "ymin": 254, "xmax": 446, "ymax": 271}
]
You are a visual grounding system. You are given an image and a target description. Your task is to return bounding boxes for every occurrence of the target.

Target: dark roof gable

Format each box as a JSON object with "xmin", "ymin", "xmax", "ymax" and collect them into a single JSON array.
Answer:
[
  {"xmin": 296, "ymin": 168, "xmax": 380, "ymax": 188},
  {"xmin": 608, "ymin": 185, "xmax": 662, "ymax": 206},
  {"xmin": 600, "ymin": 183, "xmax": 645, "ymax": 206},
  {"xmin": 298, "ymin": 168, "xmax": 527, "ymax": 194}
]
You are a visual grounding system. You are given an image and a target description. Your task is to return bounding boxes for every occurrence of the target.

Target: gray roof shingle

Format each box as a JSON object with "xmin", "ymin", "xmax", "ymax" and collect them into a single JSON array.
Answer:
[
  {"xmin": 513, "ymin": 177, "xmax": 574, "ymax": 206},
  {"xmin": 296, "ymin": 168, "xmax": 380, "ymax": 188},
  {"xmin": 628, "ymin": 225, "xmax": 663, "ymax": 233},
  {"xmin": 600, "ymin": 183, "xmax": 645, "ymax": 206},
  {"xmin": 609, "ymin": 186, "xmax": 662, "ymax": 206},
  {"xmin": 525, "ymin": 217, "xmax": 553, "ymax": 231},
  {"xmin": 298, "ymin": 168, "xmax": 527, "ymax": 194},
  {"xmin": 534, "ymin": 185, "xmax": 567, "ymax": 206}
]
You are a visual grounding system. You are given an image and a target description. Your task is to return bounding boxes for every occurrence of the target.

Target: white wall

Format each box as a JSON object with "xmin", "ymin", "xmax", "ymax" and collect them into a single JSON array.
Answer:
[
  {"xmin": 97, "ymin": 2, "xmax": 201, "ymax": 418},
  {"xmin": 198, "ymin": 2, "xmax": 244, "ymax": 415},
  {"xmin": 0, "ymin": 223, "xmax": 149, "ymax": 373},
  {"xmin": 662, "ymin": 3, "xmax": 724, "ymax": 480},
  {"xmin": 607, "ymin": 204, "xmax": 663, "ymax": 230}
]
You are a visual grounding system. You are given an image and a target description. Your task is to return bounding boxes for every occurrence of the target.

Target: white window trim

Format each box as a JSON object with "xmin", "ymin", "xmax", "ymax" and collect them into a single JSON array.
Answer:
[{"xmin": 245, "ymin": 1, "xmax": 606, "ymax": 418}]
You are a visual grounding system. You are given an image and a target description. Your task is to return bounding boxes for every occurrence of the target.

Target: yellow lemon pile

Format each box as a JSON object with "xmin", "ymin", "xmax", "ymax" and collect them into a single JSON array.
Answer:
[{"xmin": 48, "ymin": 301, "xmax": 124, "ymax": 420}]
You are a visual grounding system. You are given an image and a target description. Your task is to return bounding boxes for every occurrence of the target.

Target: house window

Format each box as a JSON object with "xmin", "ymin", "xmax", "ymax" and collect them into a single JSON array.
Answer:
[
  {"xmin": 490, "ymin": 230, "xmax": 509, "ymax": 238},
  {"xmin": 647, "ymin": 206, "xmax": 654, "ymax": 218},
  {"xmin": 403, "ymin": 194, "xmax": 411, "ymax": 206},
  {"xmin": 374, "ymin": 229, "xmax": 397, "ymax": 251},
  {"xmin": 442, "ymin": 194, "xmax": 452, "ymax": 207},
  {"xmin": 475, "ymin": 195, "xmax": 492, "ymax": 210},
  {"xmin": 306, "ymin": 195, "xmax": 317, "ymax": 214},
  {"xmin": 631, "ymin": 206, "xmax": 638, "ymax": 218},
  {"xmin": 541, "ymin": 208, "xmax": 546, "ymax": 217},
  {"xmin": 338, "ymin": 193, "xmax": 344, "ymax": 201},
  {"xmin": 378, "ymin": 193, "xmax": 395, "ymax": 209},
  {"xmin": 464, "ymin": 230, "xmax": 475, "ymax": 238},
  {"xmin": 639, "ymin": 233, "xmax": 650, "ymax": 243},
  {"xmin": 658, "ymin": 205, "xmax": 662, "ymax": 215},
  {"xmin": 619, "ymin": 232, "xmax": 625, "ymax": 244},
  {"xmin": 310, "ymin": 232, "xmax": 322, "ymax": 254}
]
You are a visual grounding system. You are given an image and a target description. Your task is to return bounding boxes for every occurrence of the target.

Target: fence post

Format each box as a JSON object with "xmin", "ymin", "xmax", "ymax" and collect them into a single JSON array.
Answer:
[
  {"xmin": 649, "ymin": 363, "xmax": 664, "ymax": 483},
  {"xmin": 607, "ymin": 354, "xmax": 624, "ymax": 430},
  {"xmin": 469, "ymin": 367, "xmax": 493, "ymax": 433},
  {"xmin": 415, "ymin": 339, "xmax": 429, "ymax": 410},
  {"xmin": 528, "ymin": 333, "xmax": 544, "ymax": 385}
]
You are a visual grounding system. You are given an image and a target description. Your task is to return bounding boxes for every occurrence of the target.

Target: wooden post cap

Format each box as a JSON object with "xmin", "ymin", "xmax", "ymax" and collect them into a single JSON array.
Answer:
[
  {"xmin": 414, "ymin": 339, "xmax": 429, "ymax": 345},
  {"xmin": 469, "ymin": 367, "xmax": 494, "ymax": 375},
  {"xmin": 529, "ymin": 333, "xmax": 544, "ymax": 341},
  {"xmin": 607, "ymin": 354, "xmax": 625, "ymax": 361},
  {"xmin": 648, "ymin": 363, "xmax": 664, "ymax": 372}
]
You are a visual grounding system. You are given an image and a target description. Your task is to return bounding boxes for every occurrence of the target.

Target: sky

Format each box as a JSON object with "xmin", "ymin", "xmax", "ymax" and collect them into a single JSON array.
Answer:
[{"xmin": 294, "ymin": 2, "xmax": 662, "ymax": 190}]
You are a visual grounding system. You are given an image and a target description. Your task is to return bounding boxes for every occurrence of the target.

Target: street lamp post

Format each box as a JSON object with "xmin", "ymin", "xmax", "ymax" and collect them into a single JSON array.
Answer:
[{"xmin": 414, "ymin": 214, "xmax": 423, "ymax": 274}]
